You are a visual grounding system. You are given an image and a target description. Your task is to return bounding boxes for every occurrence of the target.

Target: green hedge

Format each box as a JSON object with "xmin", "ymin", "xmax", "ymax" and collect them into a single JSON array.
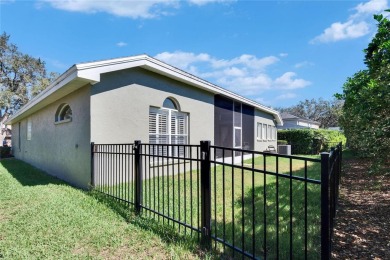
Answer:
[
  {"xmin": 277, "ymin": 129, "xmax": 346, "ymax": 154},
  {"xmin": 277, "ymin": 140, "xmax": 288, "ymax": 145}
]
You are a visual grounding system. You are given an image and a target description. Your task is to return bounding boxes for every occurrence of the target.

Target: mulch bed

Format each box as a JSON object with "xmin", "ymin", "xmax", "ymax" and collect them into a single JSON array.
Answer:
[{"xmin": 332, "ymin": 158, "xmax": 390, "ymax": 259}]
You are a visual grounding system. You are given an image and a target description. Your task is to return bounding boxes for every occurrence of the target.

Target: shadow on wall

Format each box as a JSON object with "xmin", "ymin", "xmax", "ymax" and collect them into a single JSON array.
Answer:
[{"xmin": 0, "ymin": 158, "xmax": 65, "ymax": 187}]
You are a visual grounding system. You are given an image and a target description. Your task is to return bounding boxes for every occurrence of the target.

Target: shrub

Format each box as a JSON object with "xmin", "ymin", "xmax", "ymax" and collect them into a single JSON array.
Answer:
[
  {"xmin": 277, "ymin": 140, "xmax": 288, "ymax": 145},
  {"xmin": 277, "ymin": 129, "xmax": 346, "ymax": 154},
  {"xmin": 0, "ymin": 146, "xmax": 12, "ymax": 158}
]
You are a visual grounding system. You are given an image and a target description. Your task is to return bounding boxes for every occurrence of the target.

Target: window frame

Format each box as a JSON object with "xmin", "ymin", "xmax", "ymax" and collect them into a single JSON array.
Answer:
[
  {"xmin": 256, "ymin": 122, "xmax": 262, "ymax": 141},
  {"xmin": 55, "ymin": 103, "xmax": 72, "ymax": 124},
  {"xmin": 27, "ymin": 118, "xmax": 32, "ymax": 141},
  {"xmin": 149, "ymin": 98, "xmax": 189, "ymax": 157},
  {"xmin": 262, "ymin": 124, "xmax": 267, "ymax": 141},
  {"xmin": 233, "ymin": 102, "xmax": 242, "ymax": 149}
]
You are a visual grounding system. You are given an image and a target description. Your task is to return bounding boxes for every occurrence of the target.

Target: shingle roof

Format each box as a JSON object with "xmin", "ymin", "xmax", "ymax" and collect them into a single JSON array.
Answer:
[{"xmin": 280, "ymin": 112, "xmax": 320, "ymax": 125}]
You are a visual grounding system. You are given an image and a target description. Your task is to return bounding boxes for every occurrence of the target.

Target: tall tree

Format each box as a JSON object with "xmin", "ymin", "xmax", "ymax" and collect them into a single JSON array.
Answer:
[
  {"xmin": 336, "ymin": 12, "xmax": 390, "ymax": 171},
  {"xmin": 0, "ymin": 32, "xmax": 56, "ymax": 124},
  {"xmin": 275, "ymin": 98, "xmax": 343, "ymax": 128}
]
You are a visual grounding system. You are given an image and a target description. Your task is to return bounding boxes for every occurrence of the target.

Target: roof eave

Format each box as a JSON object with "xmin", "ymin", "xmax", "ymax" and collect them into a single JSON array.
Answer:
[
  {"xmin": 76, "ymin": 55, "xmax": 284, "ymax": 125},
  {"xmin": 6, "ymin": 55, "xmax": 284, "ymax": 126},
  {"xmin": 5, "ymin": 66, "xmax": 92, "ymax": 125}
]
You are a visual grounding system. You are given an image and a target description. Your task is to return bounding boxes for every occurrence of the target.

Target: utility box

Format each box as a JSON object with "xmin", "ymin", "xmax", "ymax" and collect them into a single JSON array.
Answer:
[{"xmin": 278, "ymin": 145, "xmax": 291, "ymax": 155}]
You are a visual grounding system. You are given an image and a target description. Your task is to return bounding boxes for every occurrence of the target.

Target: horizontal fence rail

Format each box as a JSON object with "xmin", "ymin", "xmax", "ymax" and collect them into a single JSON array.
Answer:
[
  {"xmin": 91, "ymin": 141, "xmax": 342, "ymax": 259},
  {"xmin": 287, "ymin": 141, "xmax": 343, "ymax": 155}
]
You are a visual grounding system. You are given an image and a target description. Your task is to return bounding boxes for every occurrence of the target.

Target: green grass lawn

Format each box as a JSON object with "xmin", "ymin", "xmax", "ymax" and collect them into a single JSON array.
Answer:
[
  {"xmin": 0, "ymin": 158, "xmax": 208, "ymax": 259},
  {"xmin": 97, "ymin": 154, "xmax": 322, "ymax": 259}
]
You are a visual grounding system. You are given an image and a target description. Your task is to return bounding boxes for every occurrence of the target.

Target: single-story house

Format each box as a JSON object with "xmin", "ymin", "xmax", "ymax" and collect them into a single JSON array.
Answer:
[
  {"xmin": 5, "ymin": 55, "xmax": 282, "ymax": 188},
  {"xmin": 277, "ymin": 112, "xmax": 320, "ymax": 130},
  {"xmin": 1, "ymin": 120, "xmax": 12, "ymax": 147}
]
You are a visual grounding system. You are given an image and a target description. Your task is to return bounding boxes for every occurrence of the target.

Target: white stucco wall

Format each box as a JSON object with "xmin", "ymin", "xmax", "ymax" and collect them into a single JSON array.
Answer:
[
  {"xmin": 11, "ymin": 85, "xmax": 91, "ymax": 188},
  {"xmin": 90, "ymin": 67, "xmax": 214, "ymax": 145}
]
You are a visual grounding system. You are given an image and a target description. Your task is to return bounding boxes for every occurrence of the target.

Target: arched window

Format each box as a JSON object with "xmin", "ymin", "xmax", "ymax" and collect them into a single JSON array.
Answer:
[
  {"xmin": 162, "ymin": 97, "xmax": 178, "ymax": 110},
  {"xmin": 55, "ymin": 103, "xmax": 72, "ymax": 123},
  {"xmin": 149, "ymin": 97, "xmax": 188, "ymax": 156}
]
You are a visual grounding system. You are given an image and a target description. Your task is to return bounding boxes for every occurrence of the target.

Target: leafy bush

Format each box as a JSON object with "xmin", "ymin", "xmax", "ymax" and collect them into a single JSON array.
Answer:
[
  {"xmin": 336, "ymin": 13, "xmax": 390, "ymax": 173},
  {"xmin": 278, "ymin": 129, "xmax": 346, "ymax": 154},
  {"xmin": 0, "ymin": 146, "xmax": 12, "ymax": 158},
  {"xmin": 277, "ymin": 140, "xmax": 288, "ymax": 145}
]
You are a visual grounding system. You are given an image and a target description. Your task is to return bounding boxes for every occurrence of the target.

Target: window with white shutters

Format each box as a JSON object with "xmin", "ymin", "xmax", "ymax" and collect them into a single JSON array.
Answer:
[
  {"xmin": 149, "ymin": 98, "xmax": 188, "ymax": 157},
  {"xmin": 257, "ymin": 123, "xmax": 262, "ymax": 140},
  {"xmin": 268, "ymin": 125, "xmax": 271, "ymax": 140},
  {"xmin": 262, "ymin": 124, "xmax": 267, "ymax": 140}
]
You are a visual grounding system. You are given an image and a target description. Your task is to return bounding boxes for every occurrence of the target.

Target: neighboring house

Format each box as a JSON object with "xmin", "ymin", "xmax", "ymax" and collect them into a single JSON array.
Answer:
[
  {"xmin": 277, "ymin": 113, "xmax": 320, "ymax": 130},
  {"xmin": 5, "ymin": 55, "xmax": 282, "ymax": 188},
  {"xmin": 327, "ymin": 127, "xmax": 342, "ymax": 131},
  {"xmin": 1, "ymin": 121, "xmax": 12, "ymax": 147}
]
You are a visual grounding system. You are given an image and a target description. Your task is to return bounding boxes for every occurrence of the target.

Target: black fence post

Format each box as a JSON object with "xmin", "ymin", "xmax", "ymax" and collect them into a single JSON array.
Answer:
[
  {"xmin": 321, "ymin": 152, "xmax": 330, "ymax": 260},
  {"xmin": 90, "ymin": 142, "xmax": 95, "ymax": 189},
  {"xmin": 200, "ymin": 140, "xmax": 211, "ymax": 248},
  {"xmin": 339, "ymin": 142, "xmax": 343, "ymax": 181},
  {"xmin": 134, "ymin": 140, "xmax": 143, "ymax": 214}
]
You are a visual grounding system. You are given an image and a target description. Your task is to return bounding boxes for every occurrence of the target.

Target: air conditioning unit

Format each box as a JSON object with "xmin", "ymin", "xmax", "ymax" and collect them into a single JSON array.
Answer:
[{"xmin": 278, "ymin": 145, "xmax": 291, "ymax": 155}]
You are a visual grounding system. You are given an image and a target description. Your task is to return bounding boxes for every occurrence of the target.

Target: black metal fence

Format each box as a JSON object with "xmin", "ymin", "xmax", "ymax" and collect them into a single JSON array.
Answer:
[{"xmin": 91, "ymin": 141, "xmax": 342, "ymax": 259}]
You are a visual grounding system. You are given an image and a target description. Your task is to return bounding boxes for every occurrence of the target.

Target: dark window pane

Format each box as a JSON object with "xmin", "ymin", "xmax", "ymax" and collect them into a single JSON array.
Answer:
[
  {"xmin": 234, "ymin": 128, "xmax": 241, "ymax": 147},
  {"xmin": 163, "ymin": 98, "xmax": 177, "ymax": 110}
]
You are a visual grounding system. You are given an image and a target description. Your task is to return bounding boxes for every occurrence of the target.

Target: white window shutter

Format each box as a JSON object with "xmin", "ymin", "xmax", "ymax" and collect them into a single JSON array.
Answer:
[
  {"xmin": 149, "ymin": 110, "xmax": 157, "ymax": 134},
  {"xmin": 158, "ymin": 112, "xmax": 168, "ymax": 135},
  {"xmin": 149, "ymin": 106, "xmax": 188, "ymax": 156}
]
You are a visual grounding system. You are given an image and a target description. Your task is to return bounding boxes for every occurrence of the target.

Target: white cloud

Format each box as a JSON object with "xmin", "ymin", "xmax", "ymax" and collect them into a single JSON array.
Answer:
[
  {"xmin": 188, "ymin": 0, "xmax": 233, "ymax": 6},
  {"xmin": 311, "ymin": 20, "xmax": 369, "ymax": 43},
  {"xmin": 116, "ymin": 41, "xmax": 127, "ymax": 47},
  {"xmin": 355, "ymin": 0, "xmax": 388, "ymax": 16},
  {"xmin": 39, "ymin": 0, "xmax": 234, "ymax": 18},
  {"xmin": 210, "ymin": 54, "xmax": 279, "ymax": 70},
  {"xmin": 155, "ymin": 51, "xmax": 310, "ymax": 98},
  {"xmin": 217, "ymin": 74, "xmax": 273, "ymax": 95},
  {"xmin": 155, "ymin": 51, "xmax": 211, "ymax": 69},
  {"xmin": 294, "ymin": 61, "xmax": 314, "ymax": 69},
  {"xmin": 279, "ymin": 53, "xmax": 288, "ymax": 57},
  {"xmin": 311, "ymin": 0, "xmax": 388, "ymax": 44},
  {"xmin": 0, "ymin": 0, "xmax": 15, "ymax": 4},
  {"xmin": 222, "ymin": 67, "xmax": 247, "ymax": 77},
  {"xmin": 40, "ymin": 0, "xmax": 178, "ymax": 18},
  {"xmin": 275, "ymin": 93, "xmax": 298, "ymax": 100},
  {"xmin": 274, "ymin": 72, "xmax": 311, "ymax": 90}
]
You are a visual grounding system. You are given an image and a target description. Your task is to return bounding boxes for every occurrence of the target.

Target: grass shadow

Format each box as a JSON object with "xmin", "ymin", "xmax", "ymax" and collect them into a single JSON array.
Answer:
[
  {"xmin": 90, "ymin": 154, "xmax": 324, "ymax": 259},
  {"xmin": 88, "ymin": 190, "xmax": 217, "ymax": 259},
  {"xmin": 211, "ymin": 155, "xmax": 322, "ymax": 259},
  {"xmin": 0, "ymin": 158, "xmax": 65, "ymax": 186}
]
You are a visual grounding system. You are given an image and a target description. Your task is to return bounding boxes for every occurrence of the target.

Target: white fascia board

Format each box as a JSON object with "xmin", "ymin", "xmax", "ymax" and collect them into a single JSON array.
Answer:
[{"xmin": 76, "ymin": 55, "xmax": 147, "ymax": 82}]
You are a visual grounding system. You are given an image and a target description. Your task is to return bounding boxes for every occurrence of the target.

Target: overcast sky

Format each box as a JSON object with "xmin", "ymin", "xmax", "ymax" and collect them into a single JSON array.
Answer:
[{"xmin": 1, "ymin": 0, "xmax": 388, "ymax": 107}]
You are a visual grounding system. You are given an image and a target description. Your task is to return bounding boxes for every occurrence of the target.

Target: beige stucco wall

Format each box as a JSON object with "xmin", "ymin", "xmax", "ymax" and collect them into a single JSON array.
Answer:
[
  {"xmin": 254, "ymin": 109, "xmax": 277, "ymax": 152},
  {"xmin": 90, "ymin": 67, "xmax": 214, "ymax": 145},
  {"xmin": 12, "ymin": 85, "xmax": 91, "ymax": 188}
]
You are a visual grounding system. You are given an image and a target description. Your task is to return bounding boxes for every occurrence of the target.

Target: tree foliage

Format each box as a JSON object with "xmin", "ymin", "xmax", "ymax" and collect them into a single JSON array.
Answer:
[
  {"xmin": 275, "ymin": 98, "xmax": 343, "ymax": 128},
  {"xmin": 0, "ymin": 32, "xmax": 57, "ymax": 123},
  {"xmin": 336, "ymin": 13, "xmax": 390, "ymax": 171}
]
